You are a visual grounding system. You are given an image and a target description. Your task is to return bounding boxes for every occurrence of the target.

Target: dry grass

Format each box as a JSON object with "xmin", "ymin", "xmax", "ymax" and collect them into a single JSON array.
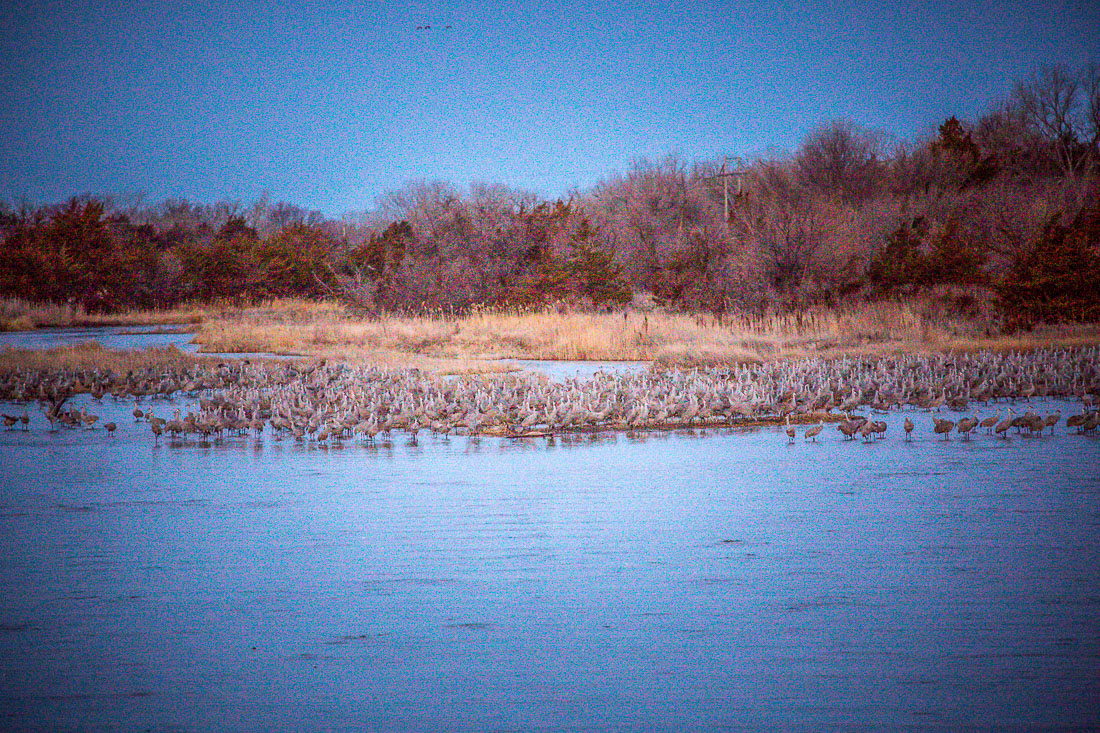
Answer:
[
  {"xmin": 0, "ymin": 296, "xmax": 345, "ymax": 331},
  {"xmin": 7, "ymin": 293, "xmax": 1099, "ymax": 373},
  {"xmin": 0, "ymin": 342, "xmax": 229, "ymax": 372},
  {"xmin": 0, "ymin": 296, "xmax": 218, "ymax": 330},
  {"xmin": 189, "ymin": 292, "xmax": 1100, "ymax": 369}
]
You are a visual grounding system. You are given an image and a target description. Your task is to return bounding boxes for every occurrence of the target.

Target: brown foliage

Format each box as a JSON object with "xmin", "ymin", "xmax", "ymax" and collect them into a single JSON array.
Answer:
[{"xmin": 2, "ymin": 66, "xmax": 1098, "ymax": 321}]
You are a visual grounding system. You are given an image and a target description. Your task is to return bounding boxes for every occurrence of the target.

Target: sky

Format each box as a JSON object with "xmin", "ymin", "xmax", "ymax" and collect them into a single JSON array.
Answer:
[{"xmin": 1, "ymin": 0, "xmax": 1098, "ymax": 216}]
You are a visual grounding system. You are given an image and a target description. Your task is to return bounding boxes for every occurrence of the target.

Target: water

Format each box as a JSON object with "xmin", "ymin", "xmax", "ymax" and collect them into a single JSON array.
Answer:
[
  {"xmin": 1, "ymin": 396, "xmax": 1098, "ymax": 730},
  {"xmin": 0, "ymin": 328, "xmax": 651, "ymax": 372},
  {"xmin": 0, "ymin": 326, "xmax": 302, "ymax": 361},
  {"xmin": 505, "ymin": 359, "xmax": 651, "ymax": 381},
  {"xmin": 0, "ymin": 325, "xmax": 197, "ymax": 353}
]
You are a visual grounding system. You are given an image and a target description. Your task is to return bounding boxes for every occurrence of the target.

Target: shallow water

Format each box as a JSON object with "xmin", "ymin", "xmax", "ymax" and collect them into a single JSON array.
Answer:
[
  {"xmin": 1, "ymin": 397, "xmax": 1098, "ymax": 731},
  {"xmin": 505, "ymin": 359, "xmax": 651, "ymax": 381},
  {"xmin": 0, "ymin": 329, "xmax": 652, "ymax": 372},
  {"xmin": 0, "ymin": 325, "xmax": 198, "ymax": 353},
  {"xmin": 0, "ymin": 326, "xmax": 305, "ymax": 361}
]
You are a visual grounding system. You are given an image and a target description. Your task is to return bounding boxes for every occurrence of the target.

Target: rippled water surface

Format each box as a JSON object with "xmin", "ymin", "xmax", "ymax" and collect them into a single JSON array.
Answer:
[
  {"xmin": 0, "ymin": 326, "xmax": 197, "ymax": 353},
  {"xmin": 1, "ymin": 394, "xmax": 1099, "ymax": 730}
]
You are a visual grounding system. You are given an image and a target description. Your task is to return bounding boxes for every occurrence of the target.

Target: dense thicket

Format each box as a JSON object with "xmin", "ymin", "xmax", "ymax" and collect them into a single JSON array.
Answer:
[{"xmin": 2, "ymin": 65, "xmax": 1098, "ymax": 322}]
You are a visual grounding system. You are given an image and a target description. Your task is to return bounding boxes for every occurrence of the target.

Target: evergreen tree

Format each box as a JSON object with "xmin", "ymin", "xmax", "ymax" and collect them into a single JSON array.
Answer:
[{"xmin": 566, "ymin": 219, "xmax": 630, "ymax": 305}]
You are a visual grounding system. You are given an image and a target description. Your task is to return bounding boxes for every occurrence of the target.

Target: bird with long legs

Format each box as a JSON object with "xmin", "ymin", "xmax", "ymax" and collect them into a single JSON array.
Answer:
[
  {"xmin": 858, "ymin": 417, "xmax": 877, "ymax": 442},
  {"xmin": 980, "ymin": 411, "xmax": 1000, "ymax": 434},
  {"xmin": 933, "ymin": 416, "xmax": 955, "ymax": 440},
  {"xmin": 837, "ymin": 414, "xmax": 861, "ymax": 441},
  {"xmin": 956, "ymin": 416, "xmax": 979, "ymax": 440},
  {"xmin": 994, "ymin": 409, "xmax": 1015, "ymax": 438}
]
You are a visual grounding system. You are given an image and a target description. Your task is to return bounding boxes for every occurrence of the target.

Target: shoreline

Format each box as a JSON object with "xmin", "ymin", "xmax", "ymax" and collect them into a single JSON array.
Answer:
[
  {"xmin": 2, "ymin": 346, "xmax": 1096, "ymax": 441},
  {"xmin": 4, "ymin": 294, "xmax": 1100, "ymax": 370}
]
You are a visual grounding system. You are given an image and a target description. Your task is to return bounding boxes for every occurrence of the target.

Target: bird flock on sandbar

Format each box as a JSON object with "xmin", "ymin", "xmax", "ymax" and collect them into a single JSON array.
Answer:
[{"xmin": 1, "ymin": 347, "xmax": 1098, "ymax": 447}]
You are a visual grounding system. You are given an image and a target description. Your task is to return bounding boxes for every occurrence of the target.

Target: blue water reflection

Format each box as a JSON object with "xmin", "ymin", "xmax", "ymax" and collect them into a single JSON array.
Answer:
[
  {"xmin": 0, "ymin": 325, "xmax": 306, "ymax": 360},
  {"xmin": 0, "ymin": 397, "xmax": 1098, "ymax": 730},
  {"xmin": 505, "ymin": 358, "xmax": 651, "ymax": 380},
  {"xmin": 0, "ymin": 325, "xmax": 197, "ymax": 352}
]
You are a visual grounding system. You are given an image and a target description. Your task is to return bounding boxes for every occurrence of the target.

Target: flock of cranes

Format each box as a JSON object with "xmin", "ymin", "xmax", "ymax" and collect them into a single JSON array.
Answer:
[
  {"xmin": 776, "ymin": 405, "xmax": 1094, "ymax": 445},
  {"xmin": 1, "ymin": 347, "xmax": 1098, "ymax": 446}
]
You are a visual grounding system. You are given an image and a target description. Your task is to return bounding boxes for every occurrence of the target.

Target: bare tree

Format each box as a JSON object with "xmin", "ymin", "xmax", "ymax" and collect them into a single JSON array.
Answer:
[
  {"xmin": 1009, "ymin": 65, "xmax": 1097, "ymax": 177},
  {"xmin": 738, "ymin": 198, "xmax": 831, "ymax": 296},
  {"xmin": 795, "ymin": 120, "xmax": 883, "ymax": 202},
  {"xmin": 1014, "ymin": 66, "xmax": 1079, "ymax": 141},
  {"xmin": 1084, "ymin": 63, "xmax": 1100, "ymax": 147}
]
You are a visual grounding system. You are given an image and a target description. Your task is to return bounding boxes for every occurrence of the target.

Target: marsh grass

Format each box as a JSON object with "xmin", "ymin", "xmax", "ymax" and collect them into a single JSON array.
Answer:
[
  {"xmin": 188, "ymin": 291, "xmax": 1100, "ymax": 368},
  {"xmin": 7, "ymin": 292, "xmax": 1099, "ymax": 372},
  {"xmin": 0, "ymin": 297, "xmax": 215, "ymax": 330},
  {"xmin": 0, "ymin": 342, "xmax": 230, "ymax": 372}
]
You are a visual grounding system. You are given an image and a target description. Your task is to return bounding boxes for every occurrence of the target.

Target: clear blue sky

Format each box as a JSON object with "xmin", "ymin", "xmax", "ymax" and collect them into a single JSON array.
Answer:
[{"xmin": 2, "ymin": 0, "xmax": 1097, "ymax": 215}]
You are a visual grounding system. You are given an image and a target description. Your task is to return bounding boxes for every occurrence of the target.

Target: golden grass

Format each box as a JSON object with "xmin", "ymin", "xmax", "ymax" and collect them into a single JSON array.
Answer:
[
  {"xmin": 0, "ymin": 297, "xmax": 210, "ymax": 330},
  {"xmin": 0, "ymin": 296, "xmax": 341, "ymax": 331},
  {"xmin": 6, "ymin": 293, "xmax": 1099, "ymax": 373},
  {"xmin": 0, "ymin": 342, "xmax": 230, "ymax": 372},
  {"xmin": 189, "ymin": 293, "xmax": 1100, "ymax": 369}
]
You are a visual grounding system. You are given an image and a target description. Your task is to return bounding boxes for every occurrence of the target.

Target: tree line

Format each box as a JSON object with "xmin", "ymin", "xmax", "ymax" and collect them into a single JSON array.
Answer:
[{"xmin": 2, "ymin": 65, "xmax": 1098, "ymax": 323}]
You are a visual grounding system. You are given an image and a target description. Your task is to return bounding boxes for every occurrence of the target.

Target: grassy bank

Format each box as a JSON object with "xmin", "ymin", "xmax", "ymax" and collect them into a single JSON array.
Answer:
[
  {"xmin": 0, "ymin": 297, "xmax": 218, "ymax": 331},
  {"xmin": 192, "ymin": 291, "xmax": 1100, "ymax": 366},
  {"xmin": 5, "ymin": 293, "xmax": 1100, "ymax": 371},
  {"xmin": 0, "ymin": 342, "xmax": 227, "ymax": 372}
]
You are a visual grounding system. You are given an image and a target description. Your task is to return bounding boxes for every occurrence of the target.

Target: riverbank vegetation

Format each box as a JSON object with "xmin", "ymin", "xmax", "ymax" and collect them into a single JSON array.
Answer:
[
  {"xmin": 6, "ymin": 291, "xmax": 1097, "ymax": 370},
  {"xmin": 2, "ymin": 65, "xmax": 1098, "ymax": 359},
  {"xmin": 165, "ymin": 290, "xmax": 1100, "ymax": 364}
]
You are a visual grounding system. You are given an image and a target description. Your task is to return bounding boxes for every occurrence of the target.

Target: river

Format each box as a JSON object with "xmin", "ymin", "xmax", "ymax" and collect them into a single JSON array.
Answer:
[
  {"xmin": 0, "ymin": 391, "xmax": 1097, "ymax": 730},
  {"xmin": 0, "ymin": 329, "xmax": 1098, "ymax": 730}
]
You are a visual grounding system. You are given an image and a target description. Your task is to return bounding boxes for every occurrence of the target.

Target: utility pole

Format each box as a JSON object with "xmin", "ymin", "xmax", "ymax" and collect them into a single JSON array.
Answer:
[{"xmin": 704, "ymin": 157, "xmax": 744, "ymax": 238}]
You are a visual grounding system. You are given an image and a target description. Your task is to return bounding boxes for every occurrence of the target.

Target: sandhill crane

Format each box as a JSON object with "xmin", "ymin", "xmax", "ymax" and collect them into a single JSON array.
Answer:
[
  {"xmin": 927, "ymin": 390, "xmax": 946, "ymax": 412},
  {"xmin": 165, "ymin": 408, "xmax": 184, "ymax": 438},
  {"xmin": 1019, "ymin": 382, "xmax": 1036, "ymax": 401},
  {"xmin": 858, "ymin": 418, "xmax": 876, "ymax": 442},
  {"xmin": 837, "ymin": 414, "xmax": 861, "ymax": 441},
  {"xmin": 784, "ymin": 416, "xmax": 795, "ymax": 443},
  {"xmin": 956, "ymin": 416, "xmax": 979, "ymax": 440},
  {"xmin": 980, "ymin": 411, "xmax": 1000, "ymax": 434},
  {"xmin": 804, "ymin": 422, "xmax": 823, "ymax": 442},
  {"xmin": 933, "ymin": 417, "xmax": 954, "ymax": 440},
  {"xmin": 1013, "ymin": 409, "xmax": 1038, "ymax": 434},
  {"xmin": 904, "ymin": 416, "xmax": 914, "ymax": 441},
  {"xmin": 40, "ymin": 403, "xmax": 58, "ymax": 432},
  {"xmin": 80, "ymin": 408, "xmax": 99, "ymax": 429},
  {"xmin": 994, "ymin": 410, "xmax": 1014, "ymax": 438}
]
